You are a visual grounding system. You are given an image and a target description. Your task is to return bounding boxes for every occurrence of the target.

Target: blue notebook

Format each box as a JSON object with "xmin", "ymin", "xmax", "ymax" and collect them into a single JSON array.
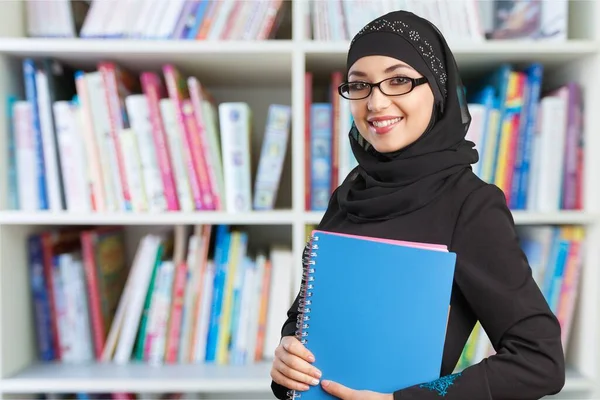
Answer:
[{"xmin": 292, "ymin": 230, "xmax": 457, "ymax": 399}]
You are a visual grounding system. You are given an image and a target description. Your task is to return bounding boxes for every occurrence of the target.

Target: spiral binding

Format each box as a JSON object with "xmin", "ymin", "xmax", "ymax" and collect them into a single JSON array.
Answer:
[{"xmin": 286, "ymin": 233, "xmax": 319, "ymax": 400}]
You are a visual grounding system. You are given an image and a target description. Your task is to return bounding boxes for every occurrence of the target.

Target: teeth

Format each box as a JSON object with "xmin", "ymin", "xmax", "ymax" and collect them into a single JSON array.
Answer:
[{"xmin": 371, "ymin": 117, "xmax": 402, "ymax": 127}]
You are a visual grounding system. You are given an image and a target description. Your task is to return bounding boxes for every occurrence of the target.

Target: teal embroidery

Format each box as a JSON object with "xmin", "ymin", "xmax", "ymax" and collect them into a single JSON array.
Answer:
[{"xmin": 419, "ymin": 372, "xmax": 462, "ymax": 396}]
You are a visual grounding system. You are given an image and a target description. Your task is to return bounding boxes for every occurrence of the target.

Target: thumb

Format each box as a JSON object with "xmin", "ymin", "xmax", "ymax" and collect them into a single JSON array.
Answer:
[{"xmin": 321, "ymin": 380, "xmax": 355, "ymax": 399}]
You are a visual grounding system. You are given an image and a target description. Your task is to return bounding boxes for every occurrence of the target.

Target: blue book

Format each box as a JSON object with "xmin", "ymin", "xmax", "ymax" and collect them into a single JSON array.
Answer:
[
  {"xmin": 293, "ymin": 230, "xmax": 457, "ymax": 399},
  {"xmin": 310, "ymin": 103, "xmax": 332, "ymax": 211}
]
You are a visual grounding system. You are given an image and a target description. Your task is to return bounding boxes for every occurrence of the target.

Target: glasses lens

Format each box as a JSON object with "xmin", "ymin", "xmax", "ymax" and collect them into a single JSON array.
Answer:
[
  {"xmin": 340, "ymin": 82, "xmax": 370, "ymax": 99},
  {"xmin": 381, "ymin": 77, "xmax": 413, "ymax": 96}
]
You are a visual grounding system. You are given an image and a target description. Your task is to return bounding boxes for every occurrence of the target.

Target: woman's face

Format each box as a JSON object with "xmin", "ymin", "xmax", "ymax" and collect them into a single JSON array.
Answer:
[{"xmin": 347, "ymin": 55, "xmax": 435, "ymax": 153}]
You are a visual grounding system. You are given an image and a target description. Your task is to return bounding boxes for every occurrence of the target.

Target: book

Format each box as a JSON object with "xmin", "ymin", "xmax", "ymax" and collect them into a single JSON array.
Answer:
[{"xmin": 292, "ymin": 230, "xmax": 457, "ymax": 399}]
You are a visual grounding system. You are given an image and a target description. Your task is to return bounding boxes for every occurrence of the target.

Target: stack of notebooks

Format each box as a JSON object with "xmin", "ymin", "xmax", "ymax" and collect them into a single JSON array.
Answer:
[{"xmin": 292, "ymin": 230, "xmax": 457, "ymax": 399}]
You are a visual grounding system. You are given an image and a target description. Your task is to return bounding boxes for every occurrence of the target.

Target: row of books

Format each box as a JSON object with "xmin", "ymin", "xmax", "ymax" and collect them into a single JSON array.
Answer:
[
  {"xmin": 7, "ymin": 58, "xmax": 291, "ymax": 213},
  {"xmin": 304, "ymin": 65, "xmax": 584, "ymax": 212},
  {"xmin": 29, "ymin": 224, "xmax": 296, "ymax": 368},
  {"xmin": 26, "ymin": 0, "xmax": 286, "ymax": 41},
  {"xmin": 467, "ymin": 63, "xmax": 584, "ymax": 211},
  {"xmin": 7, "ymin": 60, "xmax": 582, "ymax": 214},
  {"xmin": 308, "ymin": 0, "xmax": 568, "ymax": 42},
  {"xmin": 455, "ymin": 225, "xmax": 585, "ymax": 371}
]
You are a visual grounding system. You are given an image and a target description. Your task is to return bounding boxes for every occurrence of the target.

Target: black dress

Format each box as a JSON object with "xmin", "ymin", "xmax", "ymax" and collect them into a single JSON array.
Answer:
[{"xmin": 271, "ymin": 169, "xmax": 565, "ymax": 400}]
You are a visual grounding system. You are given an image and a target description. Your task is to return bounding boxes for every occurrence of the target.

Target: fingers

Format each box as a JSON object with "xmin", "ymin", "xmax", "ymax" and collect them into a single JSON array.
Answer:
[
  {"xmin": 276, "ymin": 337, "xmax": 321, "ymax": 379},
  {"xmin": 271, "ymin": 337, "xmax": 322, "ymax": 393},
  {"xmin": 282, "ymin": 336, "xmax": 315, "ymax": 362},
  {"xmin": 272, "ymin": 357, "xmax": 320, "ymax": 388},
  {"xmin": 321, "ymin": 380, "xmax": 355, "ymax": 400},
  {"xmin": 270, "ymin": 367, "xmax": 310, "ymax": 392},
  {"xmin": 276, "ymin": 345, "xmax": 321, "ymax": 379}
]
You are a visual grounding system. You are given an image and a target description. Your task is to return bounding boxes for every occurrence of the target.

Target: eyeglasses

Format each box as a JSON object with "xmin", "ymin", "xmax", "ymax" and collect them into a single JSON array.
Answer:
[{"xmin": 338, "ymin": 76, "xmax": 428, "ymax": 100}]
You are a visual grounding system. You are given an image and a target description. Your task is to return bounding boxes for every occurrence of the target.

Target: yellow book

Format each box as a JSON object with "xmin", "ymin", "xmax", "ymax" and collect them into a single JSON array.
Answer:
[
  {"xmin": 216, "ymin": 231, "xmax": 246, "ymax": 364},
  {"xmin": 494, "ymin": 72, "xmax": 518, "ymax": 192}
]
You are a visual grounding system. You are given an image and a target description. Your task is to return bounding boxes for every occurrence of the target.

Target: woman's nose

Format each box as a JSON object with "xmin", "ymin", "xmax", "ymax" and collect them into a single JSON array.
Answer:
[{"xmin": 367, "ymin": 86, "xmax": 391, "ymax": 112}]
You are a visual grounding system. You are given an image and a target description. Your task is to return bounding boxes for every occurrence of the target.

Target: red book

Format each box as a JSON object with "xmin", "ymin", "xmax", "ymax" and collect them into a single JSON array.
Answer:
[{"xmin": 140, "ymin": 72, "xmax": 180, "ymax": 211}]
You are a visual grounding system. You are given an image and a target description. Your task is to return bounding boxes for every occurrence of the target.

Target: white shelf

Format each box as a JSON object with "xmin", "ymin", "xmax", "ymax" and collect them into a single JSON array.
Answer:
[
  {"xmin": 0, "ymin": 38, "xmax": 295, "ymax": 54},
  {"xmin": 0, "ymin": 38, "xmax": 294, "ymax": 86},
  {"xmin": 0, "ymin": 37, "xmax": 595, "ymax": 57},
  {"xmin": 0, "ymin": 362, "xmax": 273, "ymax": 394},
  {"xmin": 303, "ymin": 40, "xmax": 600, "ymax": 74},
  {"xmin": 510, "ymin": 211, "xmax": 598, "ymax": 225},
  {"xmin": 302, "ymin": 39, "xmax": 599, "ymax": 55},
  {"xmin": 304, "ymin": 211, "xmax": 599, "ymax": 226},
  {"xmin": 0, "ymin": 362, "xmax": 592, "ymax": 395},
  {"xmin": 0, "ymin": 210, "xmax": 298, "ymax": 225}
]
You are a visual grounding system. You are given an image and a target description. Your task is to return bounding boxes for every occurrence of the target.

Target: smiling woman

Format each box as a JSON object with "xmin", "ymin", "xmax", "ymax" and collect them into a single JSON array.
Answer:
[
  {"xmin": 270, "ymin": 8, "xmax": 565, "ymax": 400},
  {"xmin": 341, "ymin": 57, "xmax": 435, "ymax": 154}
]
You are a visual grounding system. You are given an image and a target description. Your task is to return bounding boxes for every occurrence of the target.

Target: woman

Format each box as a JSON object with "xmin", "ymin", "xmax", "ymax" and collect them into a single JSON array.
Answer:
[{"xmin": 270, "ymin": 10, "xmax": 565, "ymax": 400}]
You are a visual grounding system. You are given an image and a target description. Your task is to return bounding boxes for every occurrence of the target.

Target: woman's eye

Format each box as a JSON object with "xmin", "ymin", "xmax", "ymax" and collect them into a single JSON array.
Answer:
[
  {"xmin": 349, "ymin": 83, "xmax": 367, "ymax": 91},
  {"xmin": 390, "ymin": 77, "xmax": 409, "ymax": 85}
]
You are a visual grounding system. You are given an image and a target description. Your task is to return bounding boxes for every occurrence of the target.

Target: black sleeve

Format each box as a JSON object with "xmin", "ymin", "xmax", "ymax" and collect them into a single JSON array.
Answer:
[{"xmin": 393, "ymin": 184, "xmax": 566, "ymax": 400}]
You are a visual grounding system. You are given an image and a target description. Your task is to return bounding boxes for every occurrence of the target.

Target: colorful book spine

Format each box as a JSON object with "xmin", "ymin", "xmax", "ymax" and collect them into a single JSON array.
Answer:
[
  {"xmin": 159, "ymin": 98, "xmax": 195, "ymax": 212},
  {"xmin": 515, "ymin": 63, "xmax": 543, "ymax": 209},
  {"xmin": 74, "ymin": 71, "xmax": 105, "ymax": 211},
  {"xmin": 164, "ymin": 260, "xmax": 188, "ymax": 363},
  {"xmin": 218, "ymin": 102, "xmax": 252, "ymax": 212},
  {"xmin": 205, "ymin": 225, "xmax": 230, "ymax": 362},
  {"xmin": 188, "ymin": 76, "xmax": 222, "ymax": 210},
  {"xmin": 23, "ymin": 58, "xmax": 48, "ymax": 209},
  {"xmin": 252, "ymin": 104, "xmax": 291, "ymax": 210},
  {"xmin": 28, "ymin": 235, "xmax": 55, "ymax": 361},
  {"xmin": 310, "ymin": 103, "xmax": 332, "ymax": 211},
  {"xmin": 163, "ymin": 65, "xmax": 207, "ymax": 210},
  {"xmin": 140, "ymin": 72, "xmax": 180, "ymax": 211},
  {"xmin": 98, "ymin": 62, "xmax": 133, "ymax": 211}
]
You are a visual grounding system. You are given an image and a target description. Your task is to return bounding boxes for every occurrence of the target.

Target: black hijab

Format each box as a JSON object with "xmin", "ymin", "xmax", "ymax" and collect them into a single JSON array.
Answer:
[{"xmin": 336, "ymin": 11, "xmax": 479, "ymax": 223}]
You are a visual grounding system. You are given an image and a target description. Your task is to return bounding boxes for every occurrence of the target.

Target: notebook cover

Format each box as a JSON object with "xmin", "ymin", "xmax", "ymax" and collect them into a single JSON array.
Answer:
[
  {"xmin": 322, "ymin": 230, "xmax": 448, "ymax": 251},
  {"xmin": 294, "ymin": 230, "xmax": 456, "ymax": 399}
]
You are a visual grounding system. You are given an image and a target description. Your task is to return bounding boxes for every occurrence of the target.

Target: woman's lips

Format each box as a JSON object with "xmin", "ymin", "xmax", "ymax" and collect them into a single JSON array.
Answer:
[{"xmin": 368, "ymin": 116, "xmax": 404, "ymax": 135}]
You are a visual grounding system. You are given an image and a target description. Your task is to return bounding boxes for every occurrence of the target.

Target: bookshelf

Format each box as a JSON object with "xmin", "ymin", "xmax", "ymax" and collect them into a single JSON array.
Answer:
[{"xmin": 0, "ymin": 0, "xmax": 599, "ymax": 399}]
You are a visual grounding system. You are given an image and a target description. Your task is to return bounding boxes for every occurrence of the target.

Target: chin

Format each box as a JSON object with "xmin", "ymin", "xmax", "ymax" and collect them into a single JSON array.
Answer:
[
  {"xmin": 358, "ymin": 123, "xmax": 410, "ymax": 153},
  {"xmin": 369, "ymin": 136, "xmax": 409, "ymax": 154},
  {"xmin": 374, "ymin": 144, "xmax": 406, "ymax": 153}
]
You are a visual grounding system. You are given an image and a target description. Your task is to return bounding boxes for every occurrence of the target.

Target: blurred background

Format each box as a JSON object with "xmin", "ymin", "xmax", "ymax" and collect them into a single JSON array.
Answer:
[{"xmin": 0, "ymin": 0, "xmax": 597, "ymax": 399}]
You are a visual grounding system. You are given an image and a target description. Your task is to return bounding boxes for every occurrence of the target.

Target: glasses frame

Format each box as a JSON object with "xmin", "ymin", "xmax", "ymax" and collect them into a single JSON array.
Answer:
[{"xmin": 338, "ymin": 76, "xmax": 428, "ymax": 100}]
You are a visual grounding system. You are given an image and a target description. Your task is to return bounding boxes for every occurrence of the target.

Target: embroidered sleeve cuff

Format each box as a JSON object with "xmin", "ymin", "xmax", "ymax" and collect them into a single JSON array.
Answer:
[{"xmin": 393, "ymin": 366, "xmax": 491, "ymax": 399}]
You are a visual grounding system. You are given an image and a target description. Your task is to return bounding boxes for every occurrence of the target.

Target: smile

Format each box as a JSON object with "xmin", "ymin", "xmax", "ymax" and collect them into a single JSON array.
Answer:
[
  {"xmin": 370, "ymin": 117, "xmax": 403, "ymax": 127},
  {"xmin": 368, "ymin": 117, "xmax": 404, "ymax": 135}
]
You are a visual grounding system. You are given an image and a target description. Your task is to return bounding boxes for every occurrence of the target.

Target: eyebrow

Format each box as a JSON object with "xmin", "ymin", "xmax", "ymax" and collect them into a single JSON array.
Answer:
[{"xmin": 348, "ymin": 64, "xmax": 414, "ymax": 78}]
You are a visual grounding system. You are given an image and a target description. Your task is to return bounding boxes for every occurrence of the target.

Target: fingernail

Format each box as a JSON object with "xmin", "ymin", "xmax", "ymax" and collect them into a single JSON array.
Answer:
[
  {"xmin": 322, "ymin": 380, "xmax": 330, "ymax": 387},
  {"xmin": 308, "ymin": 354, "xmax": 315, "ymax": 362},
  {"xmin": 314, "ymin": 369, "xmax": 322, "ymax": 378},
  {"xmin": 311, "ymin": 378, "xmax": 320, "ymax": 386}
]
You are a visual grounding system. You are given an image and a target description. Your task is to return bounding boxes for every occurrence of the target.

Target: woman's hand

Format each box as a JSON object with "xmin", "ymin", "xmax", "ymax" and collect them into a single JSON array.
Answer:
[
  {"xmin": 270, "ymin": 336, "xmax": 322, "ymax": 391},
  {"xmin": 321, "ymin": 380, "xmax": 394, "ymax": 400}
]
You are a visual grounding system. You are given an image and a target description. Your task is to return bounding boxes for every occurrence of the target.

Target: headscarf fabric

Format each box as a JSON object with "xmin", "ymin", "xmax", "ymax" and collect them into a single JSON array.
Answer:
[{"xmin": 336, "ymin": 10, "xmax": 479, "ymax": 222}]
